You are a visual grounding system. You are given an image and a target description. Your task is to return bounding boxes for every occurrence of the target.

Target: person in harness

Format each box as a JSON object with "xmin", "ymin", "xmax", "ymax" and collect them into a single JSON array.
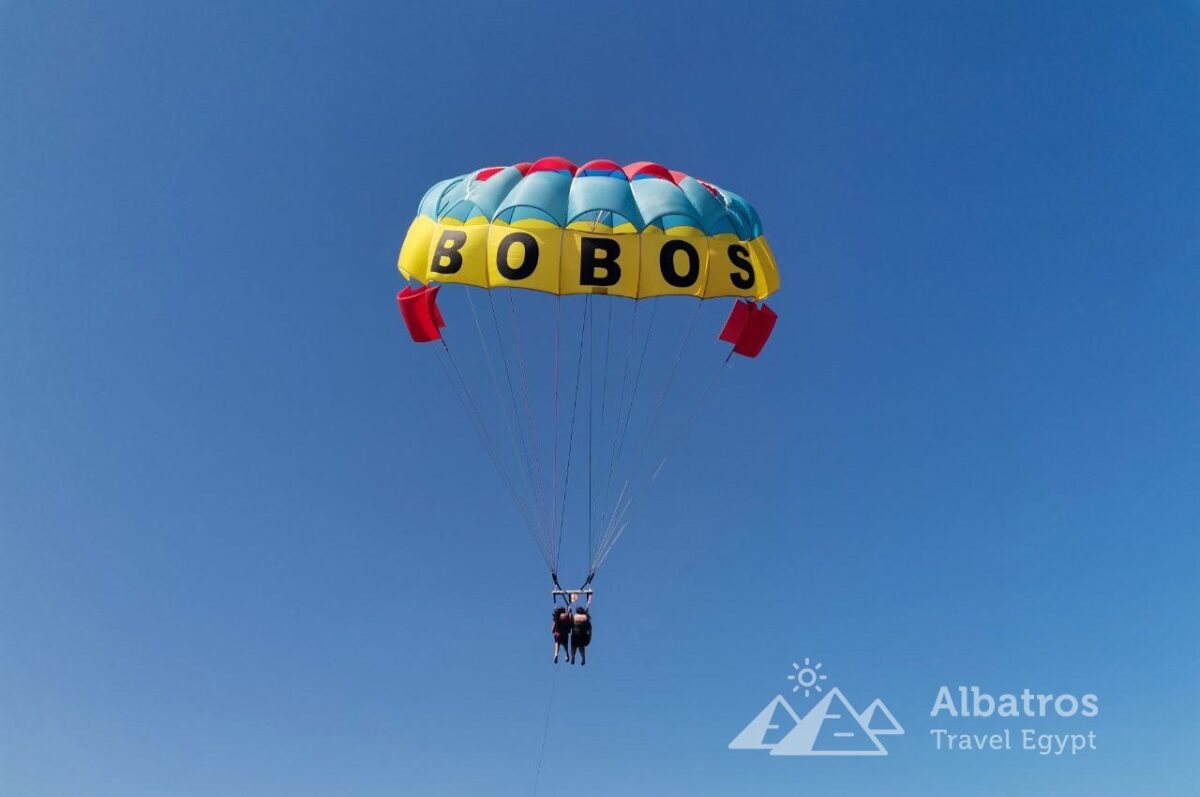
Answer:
[
  {"xmin": 569, "ymin": 606, "xmax": 592, "ymax": 666},
  {"xmin": 551, "ymin": 606, "xmax": 572, "ymax": 664}
]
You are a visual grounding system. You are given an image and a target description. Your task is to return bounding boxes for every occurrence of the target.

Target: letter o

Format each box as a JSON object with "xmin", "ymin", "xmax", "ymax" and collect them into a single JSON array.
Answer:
[
  {"xmin": 659, "ymin": 239, "xmax": 700, "ymax": 288},
  {"xmin": 496, "ymin": 232, "xmax": 539, "ymax": 280}
]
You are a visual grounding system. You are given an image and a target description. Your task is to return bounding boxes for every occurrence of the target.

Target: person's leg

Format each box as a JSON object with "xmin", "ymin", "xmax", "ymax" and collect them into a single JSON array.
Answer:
[
  {"xmin": 569, "ymin": 637, "xmax": 576, "ymax": 664},
  {"xmin": 580, "ymin": 645, "xmax": 586, "ymax": 666},
  {"xmin": 553, "ymin": 640, "xmax": 560, "ymax": 663}
]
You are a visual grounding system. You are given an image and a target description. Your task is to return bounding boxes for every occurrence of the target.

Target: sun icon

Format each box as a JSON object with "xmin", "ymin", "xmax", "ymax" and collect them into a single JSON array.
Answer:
[{"xmin": 786, "ymin": 658, "xmax": 828, "ymax": 698}]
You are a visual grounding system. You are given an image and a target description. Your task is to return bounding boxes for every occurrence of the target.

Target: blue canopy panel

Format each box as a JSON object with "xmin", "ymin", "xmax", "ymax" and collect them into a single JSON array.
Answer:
[
  {"xmin": 676, "ymin": 176, "xmax": 739, "ymax": 236},
  {"xmin": 437, "ymin": 166, "xmax": 527, "ymax": 223},
  {"xmin": 629, "ymin": 178, "xmax": 703, "ymax": 232},
  {"xmin": 714, "ymin": 188, "xmax": 763, "ymax": 239},
  {"xmin": 494, "ymin": 171, "xmax": 573, "ymax": 226},
  {"xmin": 566, "ymin": 175, "xmax": 644, "ymax": 230},
  {"xmin": 417, "ymin": 177, "xmax": 463, "ymax": 219}
]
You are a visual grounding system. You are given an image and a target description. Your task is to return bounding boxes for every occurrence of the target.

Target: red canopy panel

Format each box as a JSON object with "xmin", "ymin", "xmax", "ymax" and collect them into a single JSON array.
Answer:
[
  {"xmin": 623, "ymin": 161, "xmax": 674, "ymax": 181},
  {"xmin": 527, "ymin": 156, "xmax": 578, "ymax": 176},
  {"xmin": 474, "ymin": 166, "xmax": 505, "ymax": 182}
]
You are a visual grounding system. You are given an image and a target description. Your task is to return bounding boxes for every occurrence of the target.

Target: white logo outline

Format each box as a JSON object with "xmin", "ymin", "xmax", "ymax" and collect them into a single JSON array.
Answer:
[{"xmin": 730, "ymin": 660, "xmax": 905, "ymax": 756}]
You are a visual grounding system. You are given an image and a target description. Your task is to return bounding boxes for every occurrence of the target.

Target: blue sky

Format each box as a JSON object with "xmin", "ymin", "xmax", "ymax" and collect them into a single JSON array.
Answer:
[{"xmin": 2, "ymin": 2, "xmax": 1198, "ymax": 795}]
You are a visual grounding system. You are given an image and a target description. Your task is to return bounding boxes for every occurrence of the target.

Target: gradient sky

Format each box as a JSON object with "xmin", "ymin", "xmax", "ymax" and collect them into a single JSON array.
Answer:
[{"xmin": 2, "ymin": 2, "xmax": 1198, "ymax": 795}]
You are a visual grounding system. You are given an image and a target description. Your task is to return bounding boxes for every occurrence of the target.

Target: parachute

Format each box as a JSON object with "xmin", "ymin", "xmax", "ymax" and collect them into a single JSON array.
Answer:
[{"xmin": 395, "ymin": 157, "xmax": 779, "ymax": 595}]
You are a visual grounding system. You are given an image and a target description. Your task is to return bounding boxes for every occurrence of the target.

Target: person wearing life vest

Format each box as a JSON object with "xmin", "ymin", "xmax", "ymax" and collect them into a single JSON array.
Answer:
[
  {"xmin": 551, "ymin": 607, "xmax": 573, "ymax": 664},
  {"xmin": 569, "ymin": 606, "xmax": 592, "ymax": 666}
]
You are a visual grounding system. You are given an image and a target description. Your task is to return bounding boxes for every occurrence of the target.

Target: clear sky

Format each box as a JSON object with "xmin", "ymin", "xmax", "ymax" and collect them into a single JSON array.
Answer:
[{"xmin": 2, "ymin": 2, "xmax": 1198, "ymax": 795}]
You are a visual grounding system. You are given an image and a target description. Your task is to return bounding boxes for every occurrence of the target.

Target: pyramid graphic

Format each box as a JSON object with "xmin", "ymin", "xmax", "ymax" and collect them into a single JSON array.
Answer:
[
  {"xmin": 769, "ymin": 688, "xmax": 885, "ymax": 756},
  {"xmin": 860, "ymin": 698, "xmax": 904, "ymax": 735},
  {"xmin": 728, "ymin": 695, "xmax": 801, "ymax": 749}
]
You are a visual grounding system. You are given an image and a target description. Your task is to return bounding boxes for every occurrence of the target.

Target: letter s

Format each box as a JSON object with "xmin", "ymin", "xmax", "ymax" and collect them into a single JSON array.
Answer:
[{"xmin": 728, "ymin": 244, "xmax": 755, "ymax": 290}]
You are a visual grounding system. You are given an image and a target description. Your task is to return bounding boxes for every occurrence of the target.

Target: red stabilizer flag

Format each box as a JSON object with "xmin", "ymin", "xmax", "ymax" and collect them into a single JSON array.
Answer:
[
  {"xmin": 719, "ymin": 300, "xmax": 778, "ymax": 358},
  {"xmin": 397, "ymin": 285, "xmax": 445, "ymax": 343},
  {"xmin": 719, "ymin": 299, "xmax": 752, "ymax": 344},
  {"xmin": 735, "ymin": 303, "xmax": 777, "ymax": 357}
]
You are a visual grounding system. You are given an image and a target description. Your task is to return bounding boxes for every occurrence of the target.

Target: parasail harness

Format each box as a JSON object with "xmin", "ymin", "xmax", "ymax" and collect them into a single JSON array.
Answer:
[{"xmin": 551, "ymin": 572, "xmax": 594, "ymax": 607}]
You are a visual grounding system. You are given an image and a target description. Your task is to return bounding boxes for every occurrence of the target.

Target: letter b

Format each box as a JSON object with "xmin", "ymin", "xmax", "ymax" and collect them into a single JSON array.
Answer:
[
  {"xmin": 580, "ymin": 237, "xmax": 622, "ymax": 287},
  {"xmin": 430, "ymin": 230, "xmax": 467, "ymax": 274}
]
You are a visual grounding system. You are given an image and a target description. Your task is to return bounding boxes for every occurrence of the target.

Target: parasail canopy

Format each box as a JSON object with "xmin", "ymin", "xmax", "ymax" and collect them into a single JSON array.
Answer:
[
  {"xmin": 394, "ymin": 157, "xmax": 781, "ymax": 592},
  {"xmin": 398, "ymin": 157, "xmax": 780, "ymax": 301}
]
